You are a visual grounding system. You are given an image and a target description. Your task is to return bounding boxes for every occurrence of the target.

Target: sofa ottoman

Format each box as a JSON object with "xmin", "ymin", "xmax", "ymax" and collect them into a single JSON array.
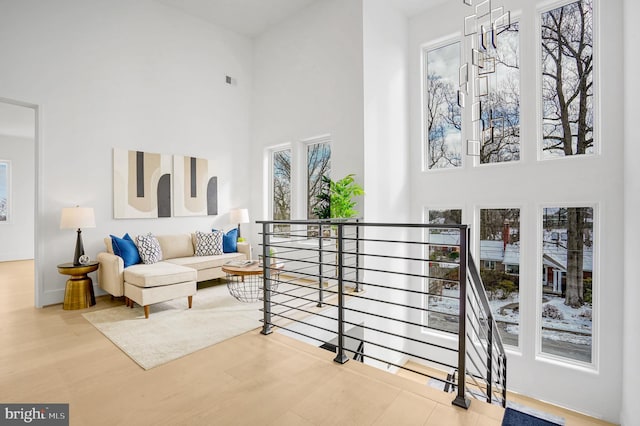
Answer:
[{"xmin": 123, "ymin": 262, "xmax": 197, "ymax": 319}]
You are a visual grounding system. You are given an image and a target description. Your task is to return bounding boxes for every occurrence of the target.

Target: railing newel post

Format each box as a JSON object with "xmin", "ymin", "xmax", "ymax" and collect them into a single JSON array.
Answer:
[
  {"xmin": 334, "ymin": 222, "xmax": 348, "ymax": 364},
  {"xmin": 355, "ymin": 221, "xmax": 361, "ymax": 292},
  {"xmin": 261, "ymin": 222, "xmax": 272, "ymax": 335},
  {"xmin": 502, "ymin": 354, "xmax": 508, "ymax": 408},
  {"xmin": 487, "ymin": 318, "xmax": 493, "ymax": 404},
  {"xmin": 452, "ymin": 226, "xmax": 470, "ymax": 409},
  {"xmin": 318, "ymin": 221, "xmax": 324, "ymax": 307}
]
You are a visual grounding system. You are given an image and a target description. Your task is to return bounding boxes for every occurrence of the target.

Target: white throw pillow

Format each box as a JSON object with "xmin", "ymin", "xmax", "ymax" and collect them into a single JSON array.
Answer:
[
  {"xmin": 136, "ymin": 233, "xmax": 163, "ymax": 264},
  {"xmin": 195, "ymin": 231, "xmax": 223, "ymax": 256}
]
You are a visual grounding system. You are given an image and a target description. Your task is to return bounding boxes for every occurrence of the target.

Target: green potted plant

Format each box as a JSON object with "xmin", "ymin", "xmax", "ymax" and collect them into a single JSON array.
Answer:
[{"xmin": 313, "ymin": 174, "xmax": 364, "ymax": 220}]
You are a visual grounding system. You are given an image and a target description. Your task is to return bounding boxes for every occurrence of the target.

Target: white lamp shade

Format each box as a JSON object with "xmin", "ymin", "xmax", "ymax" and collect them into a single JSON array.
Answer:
[
  {"xmin": 60, "ymin": 207, "xmax": 96, "ymax": 229},
  {"xmin": 229, "ymin": 208, "xmax": 249, "ymax": 224}
]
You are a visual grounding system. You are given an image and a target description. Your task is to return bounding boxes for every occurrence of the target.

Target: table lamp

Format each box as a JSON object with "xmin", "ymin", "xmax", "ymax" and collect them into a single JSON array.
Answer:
[
  {"xmin": 229, "ymin": 208, "xmax": 249, "ymax": 239},
  {"xmin": 60, "ymin": 206, "xmax": 96, "ymax": 265}
]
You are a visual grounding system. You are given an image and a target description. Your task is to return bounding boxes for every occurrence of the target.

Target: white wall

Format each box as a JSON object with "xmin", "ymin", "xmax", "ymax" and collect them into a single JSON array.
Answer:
[
  {"xmin": 250, "ymin": 0, "xmax": 365, "ymax": 243},
  {"xmin": 363, "ymin": 0, "xmax": 410, "ymax": 223},
  {"xmin": 0, "ymin": 0, "xmax": 253, "ymax": 306},
  {"xmin": 0, "ymin": 133, "xmax": 35, "ymax": 261},
  {"xmin": 409, "ymin": 0, "xmax": 623, "ymax": 422},
  {"xmin": 622, "ymin": 0, "xmax": 639, "ymax": 423},
  {"xmin": 361, "ymin": 0, "xmax": 414, "ymax": 371}
]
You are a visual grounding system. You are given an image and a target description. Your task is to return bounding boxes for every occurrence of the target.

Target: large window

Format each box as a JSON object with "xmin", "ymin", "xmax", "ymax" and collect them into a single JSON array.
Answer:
[
  {"xmin": 541, "ymin": 0, "xmax": 594, "ymax": 159},
  {"xmin": 307, "ymin": 141, "xmax": 331, "ymax": 220},
  {"xmin": 268, "ymin": 138, "xmax": 331, "ymax": 238},
  {"xmin": 272, "ymin": 148, "xmax": 291, "ymax": 235},
  {"xmin": 541, "ymin": 206, "xmax": 594, "ymax": 363},
  {"xmin": 480, "ymin": 208, "xmax": 521, "ymax": 347},
  {"xmin": 480, "ymin": 23, "xmax": 520, "ymax": 164},
  {"xmin": 425, "ymin": 42, "xmax": 462, "ymax": 170},
  {"xmin": 425, "ymin": 208, "xmax": 462, "ymax": 334}
]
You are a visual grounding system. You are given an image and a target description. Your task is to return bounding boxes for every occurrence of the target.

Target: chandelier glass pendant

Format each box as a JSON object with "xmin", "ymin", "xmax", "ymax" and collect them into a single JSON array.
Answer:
[{"xmin": 459, "ymin": 0, "xmax": 512, "ymax": 156}]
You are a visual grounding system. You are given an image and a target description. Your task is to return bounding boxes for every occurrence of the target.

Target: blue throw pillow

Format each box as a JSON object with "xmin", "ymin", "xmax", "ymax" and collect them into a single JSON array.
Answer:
[
  {"xmin": 110, "ymin": 233, "xmax": 140, "ymax": 267},
  {"xmin": 213, "ymin": 228, "xmax": 238, "ymax": 253}
]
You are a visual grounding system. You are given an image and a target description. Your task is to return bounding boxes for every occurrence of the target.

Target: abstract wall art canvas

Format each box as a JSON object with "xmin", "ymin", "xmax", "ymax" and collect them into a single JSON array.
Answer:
[
  {"xmin": 113, "ymin": 148, "xmax": 172, "ymax": 219},
  {"xmin": 0, "ymin": 160, "xmax": 10, "ymax": 223},
  {"xmin": 173, "ymin": 155, "xmax": 218, "ymax": 217}
]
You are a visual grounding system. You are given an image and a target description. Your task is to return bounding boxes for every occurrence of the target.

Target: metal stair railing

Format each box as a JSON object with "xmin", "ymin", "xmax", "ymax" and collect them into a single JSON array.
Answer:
[{"xmin": 257, "ymin": 219, "xmax": 507, "ymax": 409}]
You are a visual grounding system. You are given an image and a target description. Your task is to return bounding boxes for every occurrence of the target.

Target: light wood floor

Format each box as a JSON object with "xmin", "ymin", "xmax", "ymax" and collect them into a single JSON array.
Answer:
[{"xmin": 0, "ymin": 260, "xmax": 613, "ymax": 425}]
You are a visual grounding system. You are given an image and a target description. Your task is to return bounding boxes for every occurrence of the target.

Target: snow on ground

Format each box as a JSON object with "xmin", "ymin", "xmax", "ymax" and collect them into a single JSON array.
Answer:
[
  {"xmin": 427, "ymin": 290, "xmax": 592, "ymax": 346},
  {"xmin": 540, "ymin": 295, "xmax": 592, "ymax": 345}
]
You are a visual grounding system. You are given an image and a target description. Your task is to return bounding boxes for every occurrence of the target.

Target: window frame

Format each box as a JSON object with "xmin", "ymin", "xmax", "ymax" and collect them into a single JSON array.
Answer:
[
  {"xmin": 267, "ymin": 144, "xmax": 293, "ymax": 225},
  {"xmin": 302, "ymin": 135, "xmax": 331, "ymax": 220},
  {"xmin": 420, "ymin": 205, "xmax": 465, "ymax": 338},
  {"xmin": 536, "ymin": 0, "xmax": 599, "ymax": 162},
  {"xmin": 536, "ymin": 202, "xmax": 599, "ymax": 370},
  {"xmin": 476, "ymin": 204, "xmax": 523, "ymax": 351},
  {"xmin": 421, "ymin": 36, "xmax": 464, "ymax": 172},
  {"xmin": 265, "ymin": 135, "xmax": 332, "ymax": 241},
  {"xmin": 473, "ymin": 18, "xmax": 523, "ymax": 168}
]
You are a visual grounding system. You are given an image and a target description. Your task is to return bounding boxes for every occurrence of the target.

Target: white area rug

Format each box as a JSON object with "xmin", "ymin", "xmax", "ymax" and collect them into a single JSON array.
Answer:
[{"xmin": 82, "ymin": 284, "xmax": 263, "ymax": 370}]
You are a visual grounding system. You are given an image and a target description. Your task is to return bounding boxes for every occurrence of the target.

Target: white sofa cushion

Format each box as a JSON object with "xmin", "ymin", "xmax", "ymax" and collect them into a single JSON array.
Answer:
[
  {"xmin": 124, "ymin": 262, "xmax": 196, "ymax": 288},
  {"xmin": 156, "ymin": 234, "xmax": 195, "ymax": 259},
  {"xmin": 166, "ymin": 252, "xmax": 244, "ymax": 270}
]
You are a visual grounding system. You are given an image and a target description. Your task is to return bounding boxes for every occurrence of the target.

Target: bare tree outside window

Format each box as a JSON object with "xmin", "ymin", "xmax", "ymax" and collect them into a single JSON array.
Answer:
[
  {"xmin": 480, "ymin": 23, "xmax": 520, "ymax": 164},
  {"xmin": 272, "ymin": 149, "xmax": 291, "ymax": 235},
  {"xmin": 540, "ymin": 0, "xmax": 595, "ymax": 364},
  {"xmin": 307, "ymin": 142, "xmax": 331, "ymax": 220},
  {"xmin": 426, "ymin": 42, "xmax": 462, "ymax": 169},
  {"xmin": 541, "ymin": 207, "xmax": 593, "ymax": 363},
  {"xmin": 306, "ymin": 142, "xmax": 330, "ymax": 237},
  {"xmin": 541, "ymin": 0, "xmax": 593, "ymax": 159}
]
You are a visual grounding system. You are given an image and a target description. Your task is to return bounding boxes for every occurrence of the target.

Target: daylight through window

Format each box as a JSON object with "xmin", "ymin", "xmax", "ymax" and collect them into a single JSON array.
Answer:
[
  {"xmin": 541, "ymin": 206, "xmax": 594, "ymax": 363},
  {"xmin": 425, "ymin": 209, "xmax": 462, "ymax": 334},
  {"xmin": 541, "ymin": 0, "xmax": 594, "ymax": 159},
  {"xmin": 307, "ymin": 142, "xmax": 331, "ymax": 219},
  {"xmin": 480, "ymin": 23, "xmax": 521, "ymax": 164},
  {"xmin": 272, "ymin": 149, "xmax": 291, "ymax": 235},
  {"xmin": 425, "ymin": 42, "xmax": 462, "ymax": 169},
  {"xmin": 480, "ymin": 208, "xmax": 521, "ymax": 347}
]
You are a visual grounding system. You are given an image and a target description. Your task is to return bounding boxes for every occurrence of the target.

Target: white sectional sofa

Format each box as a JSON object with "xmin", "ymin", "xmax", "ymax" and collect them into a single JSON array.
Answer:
[{"xmin": 97, "ymin": 233, "xmax": 250, "ymax": 318}]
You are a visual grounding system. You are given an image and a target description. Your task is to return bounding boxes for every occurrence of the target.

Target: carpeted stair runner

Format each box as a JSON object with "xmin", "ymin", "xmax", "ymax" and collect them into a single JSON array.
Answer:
[{"xmin": 502, "ymin": 407, "xmax": 562, "ymax": 426}]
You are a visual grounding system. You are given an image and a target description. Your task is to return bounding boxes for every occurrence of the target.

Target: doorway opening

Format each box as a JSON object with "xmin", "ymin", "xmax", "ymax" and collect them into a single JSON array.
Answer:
[{"xmin": 0, "ymin": 97, "xmax": 41, "ymax": 307}]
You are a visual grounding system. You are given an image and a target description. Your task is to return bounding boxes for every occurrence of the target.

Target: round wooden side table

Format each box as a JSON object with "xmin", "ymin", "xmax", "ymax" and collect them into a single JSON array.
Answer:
[
  {"xmin": 222, "ymin": 262, "xmax": 282, "ymax": 302},
  {"xmin": 57, "ymin": 261, "xmax": 99, "ymax": 310}
]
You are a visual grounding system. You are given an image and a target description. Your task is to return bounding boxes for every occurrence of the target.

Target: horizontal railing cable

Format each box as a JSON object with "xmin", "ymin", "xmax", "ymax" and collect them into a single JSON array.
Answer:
[{"xmin": 341, "ymin": 319, "xmax": 457, "ymax": 356}]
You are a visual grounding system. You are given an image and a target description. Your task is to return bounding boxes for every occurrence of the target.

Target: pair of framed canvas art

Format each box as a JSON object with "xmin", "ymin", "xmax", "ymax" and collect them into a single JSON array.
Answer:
[{"xmin": 113, "ymin": 148, "xmax": 217, "ymax": 219}]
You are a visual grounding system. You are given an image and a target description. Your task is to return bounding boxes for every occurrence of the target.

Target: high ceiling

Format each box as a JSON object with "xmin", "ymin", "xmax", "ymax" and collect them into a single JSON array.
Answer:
[
  {"xmin": 2, "ymin": 1, "xmax": 447, "ymax": 137},
  {"xmin": 156, "ymin": 0, "xmax": 316, "ymax": 38},
  {"xmin": 156, "ymin": 0, "xmax": 447, "ymax": 38}
]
